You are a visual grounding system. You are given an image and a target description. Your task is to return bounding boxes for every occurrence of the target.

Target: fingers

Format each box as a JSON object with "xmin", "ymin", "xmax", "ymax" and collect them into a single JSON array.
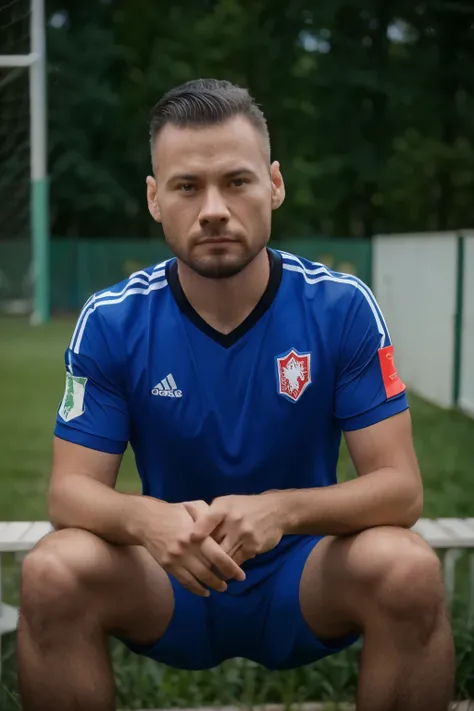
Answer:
[
  {"xmin": 186, "ymin": 556, "xmax": 228, "ymax": 593},
  {"xmin": 191, "ymin": 508, "xmax": 226, "ymax": 542},
  {"xmin": 233, "ymin": 546, "xmax": 256, "ymax": 567},
  {"xmin": 168, "ymin": 543, "xmax": 229, "ymax": 596},
  {"xmin": 182, "ymin": 500, "xmax": 209, "ymax": 521},
  {"xmin": 201, "ymin": 537, "xmax": 246, "ymax": 582},
  {"xmin": 211, "ymin": 522, "xmax": 226, "ymax": 544},
  {"xmin": 220, "ymin": 535, "xmax": 256, "ymax": 567},
  {"xmin": 170, "ymin": 566, "xmax": 211, "ymax": 597},
  {"xmin": 219, "ymin": 534, "xmax": 235, "ymax": 556}
]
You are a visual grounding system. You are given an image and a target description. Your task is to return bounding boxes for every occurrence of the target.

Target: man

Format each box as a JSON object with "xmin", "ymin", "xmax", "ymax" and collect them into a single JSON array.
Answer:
[{"xmin": 18, "ymin": 79, "xmax": 454, "ymax": 711}]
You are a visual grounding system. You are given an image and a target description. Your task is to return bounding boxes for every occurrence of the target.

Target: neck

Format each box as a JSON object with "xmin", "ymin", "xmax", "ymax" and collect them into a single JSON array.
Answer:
[{"xmin": 176, "ymin": 248, "xmax": 271, "ymax": 334}]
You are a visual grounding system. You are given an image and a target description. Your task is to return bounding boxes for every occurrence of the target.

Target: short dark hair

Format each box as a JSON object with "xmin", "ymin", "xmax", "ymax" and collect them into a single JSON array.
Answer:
[{"xmin": 149, "ymin": 78, "xmax": 270, "ymax": 161}]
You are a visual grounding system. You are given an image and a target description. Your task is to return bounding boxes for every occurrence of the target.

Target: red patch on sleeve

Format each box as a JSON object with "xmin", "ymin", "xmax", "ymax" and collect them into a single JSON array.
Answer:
[{"xmin": 378, "ymin": 345, "xmax": 406, "ymax": 399}]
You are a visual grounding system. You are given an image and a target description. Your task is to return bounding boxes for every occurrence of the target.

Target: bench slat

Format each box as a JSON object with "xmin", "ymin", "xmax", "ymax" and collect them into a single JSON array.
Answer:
[
  {"xmin": 0, "ymin": 519, "xmax": 473, "ymax": 552},
  {"xmin": 436, "ymin": 518, "xmax": 474, "ymax": 544},
  {"xmin": 0, "ymin": 603, "xmax": 19, "ymax": 635},
  {"xmin": 0, "ymin": 522, "xmax": 32, "ymax": 543},
  {"xmin": 0, "ymin": 522, "xmax": 52, "ymax": 552},
  {"xmin": 412, "ymin": 518, "xmax": 454, "ymax": 546},
  {"xmin": 20, "ymin": 521, "xmax": 53, "ymax": 545}
]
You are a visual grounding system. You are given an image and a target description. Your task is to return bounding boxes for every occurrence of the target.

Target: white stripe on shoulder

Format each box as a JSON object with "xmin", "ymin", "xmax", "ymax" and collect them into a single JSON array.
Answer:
[
  {"xmin": 279, "ymin": 251, "xmax": 328, "ymax": 273},
  {"xmin": 129, "ymin": 269, "xmax": 159, "ymax": 279},
  {"xmin": 69, "ymin": 292, "xmax": 97, "ymax": 350},
  {"xmin": 281, "ymin": 252, "xmax": 388, "ymax": 328},
  {"xmin": 153, "ymin": 259, "xmax": 171, "ymax": 272},
  {"xmin": 93, "ymin": 270, "xmax": 166, "ymax": 302},
  {"xmin": 73, "ymin": 279, "xmax": 168, "ymax": 354},
  {"xmin": 281, "ymin": 251, "xmax": 357, "ymax": 277},
  {"xmin": 69, "ymin": 269, "xmax": 166, "ymax": 351},
  {"xmin": 67, "ymin": 349, "xmax": 74, "ymax": 375},
  {"xmin": 282, "ymin": 260, "xmax": 389, "ymax": 348}
]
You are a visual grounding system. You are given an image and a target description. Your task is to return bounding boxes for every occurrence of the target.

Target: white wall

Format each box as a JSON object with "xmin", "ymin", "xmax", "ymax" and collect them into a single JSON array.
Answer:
[
  {"xmin": 372, "ymin": 233, "xmax": 458, "ymax": 409},
  {"xmin": 459, "ymin": 231, "xmax": 474, "ymax": 416}
]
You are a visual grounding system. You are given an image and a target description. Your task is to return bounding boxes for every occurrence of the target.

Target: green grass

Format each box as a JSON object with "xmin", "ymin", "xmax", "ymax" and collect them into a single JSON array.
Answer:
[
  {"xmin": 1, "ymin": 315, "xmax": 474, "ymax": 709},
  {"xmin": 0, "ymin": 316, "xmax": 139, "ymax": 524}
]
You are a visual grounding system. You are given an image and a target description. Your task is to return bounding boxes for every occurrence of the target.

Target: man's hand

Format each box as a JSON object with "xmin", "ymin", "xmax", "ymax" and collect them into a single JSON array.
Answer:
[
  {"xmin": 139, "ymin": 499, "xmax": 246, "ymax": 597},
  {"xmin": 188, "ymin": 494, "xmax": 286, "ymax": 566}
]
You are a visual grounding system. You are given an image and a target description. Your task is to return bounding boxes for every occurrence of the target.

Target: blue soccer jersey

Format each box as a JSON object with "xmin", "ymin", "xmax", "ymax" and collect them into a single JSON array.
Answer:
[{"xmin": 55, "ymin": 248, "xmax": 408, "ymax": 565}]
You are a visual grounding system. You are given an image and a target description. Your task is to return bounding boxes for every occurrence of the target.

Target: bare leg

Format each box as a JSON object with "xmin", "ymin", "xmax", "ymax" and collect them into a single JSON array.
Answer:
[
  {"xmin": 17, "ymin": 528, "xmax": 174, "ymax": 711},
  {"xmin": 299, "ymin": 526, "xmax": 455, "ymax": 711}
]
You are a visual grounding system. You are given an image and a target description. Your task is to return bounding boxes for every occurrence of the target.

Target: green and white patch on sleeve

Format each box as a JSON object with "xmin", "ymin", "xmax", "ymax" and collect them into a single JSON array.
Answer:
[{"xmin": 58, "ymin": 372, "xmax": 87, "ymax": 422}]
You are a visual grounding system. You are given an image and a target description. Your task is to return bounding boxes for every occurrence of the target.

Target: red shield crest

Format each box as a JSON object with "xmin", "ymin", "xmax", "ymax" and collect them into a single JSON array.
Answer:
[{"xmin": 276, "ymin": 349, "xmax": 312, "ymax": 403}]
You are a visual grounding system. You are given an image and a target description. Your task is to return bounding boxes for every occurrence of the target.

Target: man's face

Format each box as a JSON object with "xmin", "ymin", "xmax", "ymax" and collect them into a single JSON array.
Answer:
[{"xmin": 147, "ymin": 115, "xmax": 285, "ymax": 279}]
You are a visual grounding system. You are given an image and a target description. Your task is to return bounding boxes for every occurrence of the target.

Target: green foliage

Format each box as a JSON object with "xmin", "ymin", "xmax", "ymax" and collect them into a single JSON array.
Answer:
[
  {"xmin": 43, "ymin": 0, "xmax": 474, "ymax": 240},
  {"xmin": 2, "ymin": 614, "xmax": 474, "ymax": 709}
]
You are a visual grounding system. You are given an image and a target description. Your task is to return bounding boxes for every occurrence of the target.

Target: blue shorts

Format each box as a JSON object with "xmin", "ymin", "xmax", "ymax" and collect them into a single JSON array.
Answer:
[{"xmin": 121, "ymin": 535, "xmax": 359, "ymax": 670}]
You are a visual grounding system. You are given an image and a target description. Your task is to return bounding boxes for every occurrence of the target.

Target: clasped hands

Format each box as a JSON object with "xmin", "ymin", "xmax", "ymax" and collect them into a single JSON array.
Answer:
[{"xmin": 145, "ymin": 493, "xmax": 286, "ymax": 598}]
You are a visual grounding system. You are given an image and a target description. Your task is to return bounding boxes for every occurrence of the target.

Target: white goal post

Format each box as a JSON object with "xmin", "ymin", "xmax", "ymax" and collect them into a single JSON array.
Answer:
[{"xmin": 0, "ymin": 0, "xmax": 49, "ymax": 323}]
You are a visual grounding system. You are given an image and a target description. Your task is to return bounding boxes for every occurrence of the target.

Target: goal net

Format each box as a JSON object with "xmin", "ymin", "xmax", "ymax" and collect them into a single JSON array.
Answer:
[
  {"xmin": 0, "ymin": 0, "xmax": 48, "ymax": 322},
  {"xmin": 0, "ymin": 0, "xmax": 33, "ymax": 314}
]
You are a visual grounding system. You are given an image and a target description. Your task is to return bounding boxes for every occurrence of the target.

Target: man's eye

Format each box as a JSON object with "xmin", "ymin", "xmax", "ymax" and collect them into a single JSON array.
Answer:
[
  {"xmin": 231, "ymin": 178, "xmax": 248, "ymax": 187},
  {"xmin": 179, "ymin": 184, "xmax": 195, "ymax": 192}
]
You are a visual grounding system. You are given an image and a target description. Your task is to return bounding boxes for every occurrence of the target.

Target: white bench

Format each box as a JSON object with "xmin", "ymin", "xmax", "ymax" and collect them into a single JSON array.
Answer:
[
  {"xmin": 0, "ymin": 521, "xmax": 53, "ymax": 669},
  {"xmin": 1, "ymin": 519, "xmax": 474, "ymax": 673}
]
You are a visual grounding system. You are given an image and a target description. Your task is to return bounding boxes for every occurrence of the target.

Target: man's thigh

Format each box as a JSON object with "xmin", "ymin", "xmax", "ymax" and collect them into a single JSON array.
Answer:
[
  {"xmin": 299, "ymin": 524, "xmax": 438, "ymax": 641},
  {"xmin": 22, "ymin": 528, "xmax": 174, "ymax": 648}
]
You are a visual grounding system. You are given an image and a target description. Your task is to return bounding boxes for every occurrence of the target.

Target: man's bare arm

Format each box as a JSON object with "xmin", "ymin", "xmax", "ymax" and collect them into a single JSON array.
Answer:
[
  {"xmin": 278, "ymin": 409, "xmax": 423, "ymax": 537},
  {"xmin": 48, "ymin": 437, "xmax": 246, "ymax": 593},
  {"xmin": 48, "ymin": 436, "xmax": 158, "ymax": 545}
]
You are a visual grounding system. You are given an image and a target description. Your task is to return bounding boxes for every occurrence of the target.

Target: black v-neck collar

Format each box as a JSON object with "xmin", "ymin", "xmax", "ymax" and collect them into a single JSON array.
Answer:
[{"xmin": 166, "ymin": 248, "xmax": 282, "ymax": 348}]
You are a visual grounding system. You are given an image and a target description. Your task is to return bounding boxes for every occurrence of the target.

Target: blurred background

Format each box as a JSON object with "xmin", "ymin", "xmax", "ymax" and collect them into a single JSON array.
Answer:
[{"xmin": 1, "ymin": 0, "xmax": 474, "ymax": 708}]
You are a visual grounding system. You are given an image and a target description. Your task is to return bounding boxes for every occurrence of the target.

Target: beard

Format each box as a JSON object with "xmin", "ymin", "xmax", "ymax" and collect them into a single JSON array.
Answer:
[{"xmin": 164, "ymin": 232, "xmax": 268, "ymax": 280}]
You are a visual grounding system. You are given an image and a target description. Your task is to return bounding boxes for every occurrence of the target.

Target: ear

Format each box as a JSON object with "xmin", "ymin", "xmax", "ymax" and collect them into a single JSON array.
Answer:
[
  {"xmin": 270, "ymin": 161, "xmax": 285, "ymax": 211},
  {"xmin": 146, "ymin": 175, "xmax": 162, "ymax": 223}
]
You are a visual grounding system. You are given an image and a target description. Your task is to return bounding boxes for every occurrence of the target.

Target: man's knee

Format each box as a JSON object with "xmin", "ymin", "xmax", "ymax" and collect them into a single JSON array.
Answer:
[
  {"xmin": 20, "ymin": 528, "xmax": 107, "ymax": 621},
  {"xmin": 352, "ymin": 527, "xmax": 445, "ymax": 631},
  {"xmin": 20, "ymin": 527, "xmax": 175, "ymax": 647}
]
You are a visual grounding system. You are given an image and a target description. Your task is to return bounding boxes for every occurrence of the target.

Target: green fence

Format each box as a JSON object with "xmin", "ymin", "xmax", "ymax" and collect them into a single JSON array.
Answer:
[{"xmin": 0, "ymin": 237, "xmax": 372, "ymax": 313}]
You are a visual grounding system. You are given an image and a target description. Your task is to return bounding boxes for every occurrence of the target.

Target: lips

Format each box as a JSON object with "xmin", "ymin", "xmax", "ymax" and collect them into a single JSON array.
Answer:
[{"xmin": 198, "ymin": 237, "xmax": 236, "ymax": 245}]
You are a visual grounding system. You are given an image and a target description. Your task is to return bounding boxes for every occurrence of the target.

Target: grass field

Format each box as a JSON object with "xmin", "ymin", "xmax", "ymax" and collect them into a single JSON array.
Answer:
[{"xmin": 1, "ymin": 315, "xmax": 474, "ymax": 708}]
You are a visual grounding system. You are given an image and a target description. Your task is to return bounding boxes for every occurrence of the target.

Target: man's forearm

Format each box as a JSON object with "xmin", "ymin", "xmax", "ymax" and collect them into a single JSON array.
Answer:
[
  {"xmin": 278, "ymin": 468, "xmax": 423, "ymax": 537},
  {"xmin": 48, "ymin": 474, "xmax": 160, "ymax": 546}
]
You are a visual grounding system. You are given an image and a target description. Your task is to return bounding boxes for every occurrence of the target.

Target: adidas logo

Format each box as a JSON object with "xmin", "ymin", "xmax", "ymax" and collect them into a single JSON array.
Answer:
[{"xmin": 151, "ymin": 374, "xmax": 183, "ymax": 398}]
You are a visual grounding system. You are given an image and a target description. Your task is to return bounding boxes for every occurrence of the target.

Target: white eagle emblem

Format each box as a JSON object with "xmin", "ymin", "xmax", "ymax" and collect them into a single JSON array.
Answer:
[{"xmin": 276, "ymin": 349, "xmax": 312, "ymax": 403}]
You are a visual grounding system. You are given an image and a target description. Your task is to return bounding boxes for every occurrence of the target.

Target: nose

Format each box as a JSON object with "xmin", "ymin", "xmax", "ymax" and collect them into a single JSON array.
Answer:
[{"xmin": 199, "ymin": 187, "xmax": 230, "ymax": 228}]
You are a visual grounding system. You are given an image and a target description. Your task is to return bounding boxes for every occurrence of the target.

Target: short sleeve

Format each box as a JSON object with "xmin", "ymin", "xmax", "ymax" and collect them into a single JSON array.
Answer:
[
  {"xmin": 54, "ymin": 301, "xmax": 130, "ymax": 454},
  {"xmin": 334, "ymin": 282, "xmax": 408, "ymax": 431}
]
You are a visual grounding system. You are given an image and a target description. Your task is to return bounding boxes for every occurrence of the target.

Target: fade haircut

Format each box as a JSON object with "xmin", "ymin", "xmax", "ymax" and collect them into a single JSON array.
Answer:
[{"xmin": 149, "ymin": 78, "xmax": 271, "ymax": 167}]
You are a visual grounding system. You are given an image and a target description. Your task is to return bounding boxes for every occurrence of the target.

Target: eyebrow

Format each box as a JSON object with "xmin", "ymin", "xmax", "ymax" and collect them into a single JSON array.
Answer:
[
  {"xmin": 167, "ymin": 168, "xmax": 257, "ymax": 185},
  {"xmin": 223, "ymin": 168, "xmax": 257, "ymax": 179},
  {"xmin": 167, "ymin": 174, "xmax": 198, "ymax": 183}
]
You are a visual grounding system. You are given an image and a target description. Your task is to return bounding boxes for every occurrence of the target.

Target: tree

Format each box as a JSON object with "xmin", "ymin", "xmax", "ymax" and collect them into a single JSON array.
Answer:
[{"xmin": 45, "ymin": 0, "xmax": 474, "ymax": 239}]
